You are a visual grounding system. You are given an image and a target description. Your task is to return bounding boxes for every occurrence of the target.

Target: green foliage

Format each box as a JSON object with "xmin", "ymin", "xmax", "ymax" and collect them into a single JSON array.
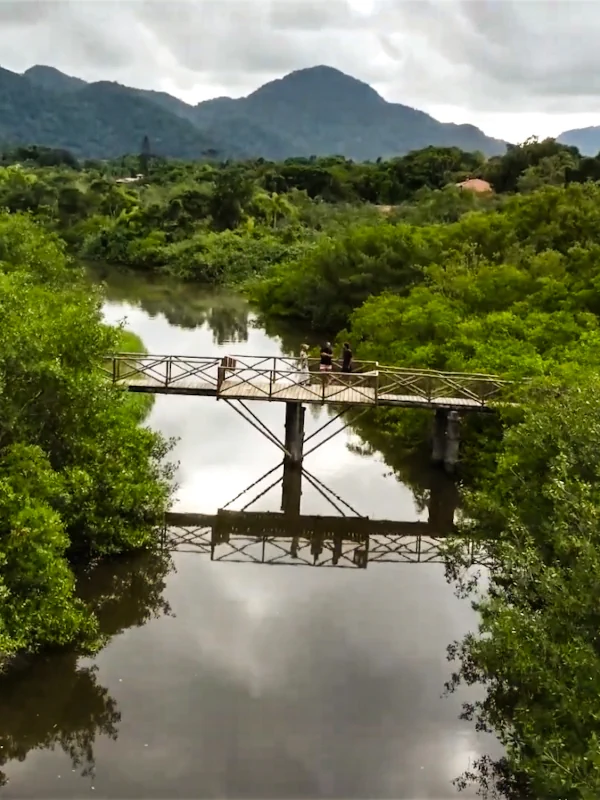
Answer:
[
  {"xmin": 0, "ymin": 444, "xmax": 94, "ymax": 661},
  {"xmin": 3, "ymin": 137, "xmax": 598, "ymax": 296},
  {"xmin": 0, "ymin": 212, "xmax": 172, "ymax": 664},
  {"xmin": 250, "ymin": 222, "xmax": 435, "ymax": 330},
  {"xmin": 482, "ymin": 137, "xmax": 579, "ymax": 192},
  {"xmin": 444, "ymin": 374, "xmax": 600, "ymax": 799},
  {"xmin": 347, "ymin": 183, "xmax": 600, "ymax": 375}
]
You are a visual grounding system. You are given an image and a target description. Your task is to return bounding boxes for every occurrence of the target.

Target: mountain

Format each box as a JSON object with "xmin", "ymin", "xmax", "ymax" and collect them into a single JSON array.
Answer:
[
  {"xmin": 0, "ymin": 67, "xmax": 235, "ymax": 160},
  {"xmin": 24, "ymin": 65, "xmax": 87, "ymax": 93},
  {"xmin": 557, "ymin": 126, "xmax": 600, "ymax": 156},
  {"xmin": 2, "ymin": 62, "xmax": 506, "ymax": 161},
  {"xmin": 25, "ymin": 64, "xmax": 203, "ymax": 125},
  {"xmin": 191, "ymin": 66, "xmax": 506, "ymax": 160}
]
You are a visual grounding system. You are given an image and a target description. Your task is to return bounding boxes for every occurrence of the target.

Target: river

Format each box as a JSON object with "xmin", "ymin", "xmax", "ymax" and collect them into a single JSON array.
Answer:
[{"xmin": 0, "ymin": 271, "xmax": 496, "ymax": 798}]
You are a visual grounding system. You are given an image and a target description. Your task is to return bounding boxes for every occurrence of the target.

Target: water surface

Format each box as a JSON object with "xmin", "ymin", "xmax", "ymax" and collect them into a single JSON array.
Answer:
[{"xmin": 0, "ymin": 271, "xmax": 495, "ymax": 798}]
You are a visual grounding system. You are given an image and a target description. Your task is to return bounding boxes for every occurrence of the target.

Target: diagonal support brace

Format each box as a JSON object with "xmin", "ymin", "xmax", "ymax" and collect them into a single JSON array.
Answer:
[{"xmin": 223, "ymin": 398, "xmax": 291, "ymax": 457}]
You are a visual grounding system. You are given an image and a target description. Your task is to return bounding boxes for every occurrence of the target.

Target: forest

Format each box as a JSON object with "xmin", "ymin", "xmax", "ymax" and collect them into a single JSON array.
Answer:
[
  {"xmin": 3, "ymin": 135, "xmax": 600, "ymax": 797},
  {"xmin": 2, "ymin": 63, "xmax": 505, "ymax": 161}
]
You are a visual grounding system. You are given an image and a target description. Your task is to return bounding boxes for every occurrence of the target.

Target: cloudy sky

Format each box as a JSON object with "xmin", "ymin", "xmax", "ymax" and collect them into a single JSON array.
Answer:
[{"xmin": 1, "ymin": 0, "xmax": 600, "ymax": 142}]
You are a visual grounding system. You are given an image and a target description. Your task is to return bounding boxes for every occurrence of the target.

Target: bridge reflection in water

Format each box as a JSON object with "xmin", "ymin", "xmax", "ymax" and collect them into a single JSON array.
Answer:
[
  {"xmin": 155, "ymin": 381, "xmax": 485, "ymax": 568},
  {"xmin": 161, "ymin": 459, "xmax": 484, "ymax": 567},
  {"xmin": 161, "ymin": 509, "xmax": 480, "ymax": 567}
]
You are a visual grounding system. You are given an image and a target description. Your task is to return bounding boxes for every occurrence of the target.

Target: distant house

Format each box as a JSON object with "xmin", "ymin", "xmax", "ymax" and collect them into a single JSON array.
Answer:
[
  {"xmin": 455, "ymin": 178, "xmax": 493, "ymax": 193},
  {"xmin": 115, "ymin": 174, "xmax": 144, "ymax": 185}
]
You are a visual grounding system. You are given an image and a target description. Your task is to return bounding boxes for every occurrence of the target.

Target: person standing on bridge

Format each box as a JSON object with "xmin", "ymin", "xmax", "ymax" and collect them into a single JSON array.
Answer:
[
  {"xmin": 298, "ymin": 343, "xmax": 310, "ymax": 384},
  {"xmin": 341, "ymin": 342, "xmax": 353, "ymax": 373},
  {"xmin": 320, "ymin": 342, "xmax": 333, "ymax": 386},
  {"xmin": 320, "ymin": 342, "xmax": 333, "ymax": 372}
]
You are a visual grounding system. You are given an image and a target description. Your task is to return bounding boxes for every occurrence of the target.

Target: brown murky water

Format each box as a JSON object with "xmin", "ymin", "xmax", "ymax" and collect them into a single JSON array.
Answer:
[{"xmin": 0, "ymin": 270, "xmax": 496, "ymax": 798}]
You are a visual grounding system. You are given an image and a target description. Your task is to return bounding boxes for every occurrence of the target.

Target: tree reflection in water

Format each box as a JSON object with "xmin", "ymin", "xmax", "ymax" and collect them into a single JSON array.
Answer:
[
  {"xmin": 90, "ymin": 264, "xmax": 250, "ymax": 343},
  {"xmin": 0, "ymin": 551, "xmax": 173, "ymax": 787}
]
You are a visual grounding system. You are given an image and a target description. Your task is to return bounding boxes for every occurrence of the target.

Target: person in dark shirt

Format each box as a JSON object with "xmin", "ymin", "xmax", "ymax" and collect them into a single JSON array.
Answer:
[
  {"xmin": 341, "ymin": 342, "xmax": 353, "ymax": 373},
  {"xmin": 320, "ymin": 342, "xmax": 333, "ymax": 372},
  {"xmin": 320, "ymin": 342, "xmax": 333, "ymax": 386}
]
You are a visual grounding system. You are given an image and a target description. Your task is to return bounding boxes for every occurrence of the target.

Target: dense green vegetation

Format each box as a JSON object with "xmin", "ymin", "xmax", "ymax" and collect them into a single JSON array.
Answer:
[
  {"xmin": 6, "ymin": 132, "xmax": 600, "ymax": 796},
  {"xmin": 445, "ymin": 374, "xmax": 600, "ymax": 799},
  {"xmin": 0, "ymin": 212, "xmax": 172, "ymax": 668},
  {"xmin": 0, "ymin": 142, "xmax": 494, "ymax": 287},
  {"xmin": 252, "ymin": 140, "xmax": 600, "ymax": 796}
]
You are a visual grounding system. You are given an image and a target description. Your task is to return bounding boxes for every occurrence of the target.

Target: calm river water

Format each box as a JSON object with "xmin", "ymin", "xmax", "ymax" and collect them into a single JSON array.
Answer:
[{"xmin": 0, "ymin": 271, "xmax": 496, "ymax": 798}]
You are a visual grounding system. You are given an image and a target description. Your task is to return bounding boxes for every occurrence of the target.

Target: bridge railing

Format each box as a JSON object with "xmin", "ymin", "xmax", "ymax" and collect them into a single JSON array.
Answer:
[
  {"xmin": 218, "ymin": 357, "xmax": 380, "ymax": 403},
  {"xmin": 227, "ymin": 354, "xmax": 379, "ymax": 374},
  {"xmin": 103, "ymin": 354, "xmax": 222, "ymax": 387},
  {"xmin": 162, "ymin": 510, "xmax": 487, "ymax": 566},
  {"xmin": 103, "ymin": 353, "xmax": 513, "ymax": 408},
  {"xmin": 377, "ymin": 367, "xmax": 510, "ymax": 406}
]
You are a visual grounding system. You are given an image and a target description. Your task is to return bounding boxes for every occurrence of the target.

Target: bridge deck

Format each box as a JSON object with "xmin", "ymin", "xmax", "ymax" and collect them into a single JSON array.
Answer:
[
  {"xmin": 125, "ymin": 375, "xmax": 485, "ymax": 410},
  {"xmin": 106, "ymin": 354, "xmax": 509, "ymax": 412}
]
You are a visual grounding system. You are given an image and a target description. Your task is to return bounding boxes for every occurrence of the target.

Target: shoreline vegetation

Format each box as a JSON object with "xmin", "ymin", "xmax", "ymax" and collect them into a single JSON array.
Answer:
[
  {"xmin": 0, "ymin": 212, "xmax": 172, "ymax": 674},
  {"xmin": 116, "ymin": 327, "xmax": 155, "ymax": 421},
  {"xmin": 3, "ymin": 137, "xmax": 600, "ymax": 795}
]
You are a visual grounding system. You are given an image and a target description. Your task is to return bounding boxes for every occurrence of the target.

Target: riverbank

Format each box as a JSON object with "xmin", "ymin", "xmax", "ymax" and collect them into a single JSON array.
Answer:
[
  {"xmin": 0, "ymin": 145, "xmax": 499, "ymax": 287},
  {"xmin": 0, "ymin": 212, "xmax": 172, "ymax": 671},
  {"xmin": 0, "ymin": 270, "xmax": 487, "ymax": 797},
  {"xmin": 116, "ymin": 327, "xmax": 154, "ymax": 421}
]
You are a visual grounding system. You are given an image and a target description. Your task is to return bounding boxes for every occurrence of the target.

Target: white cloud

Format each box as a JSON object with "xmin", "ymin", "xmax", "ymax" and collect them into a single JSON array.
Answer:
[{"xmin": 2, "ymin": 0, "xmax": 600, "ymax": 141}]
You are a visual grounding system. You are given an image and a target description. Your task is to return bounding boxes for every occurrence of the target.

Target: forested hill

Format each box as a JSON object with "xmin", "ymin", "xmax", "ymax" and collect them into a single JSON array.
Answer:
[
  {"xmin": 0, "ymin": 66, "xmax": 236, "ymax": 162},
  {"xmin": 2, "ymin": 63, "xmax": 508, "ymax": 161},
  {"xmin": 190, "ymin": 66, "xmax": 508, "ymax": 160},
  {"xmin": 558, "ymin": 125, "xmax": 600, "ymax": 156}
]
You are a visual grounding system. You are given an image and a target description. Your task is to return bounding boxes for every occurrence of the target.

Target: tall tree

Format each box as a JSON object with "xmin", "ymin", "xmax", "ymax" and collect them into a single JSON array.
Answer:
[{"xmin": 139, "ymin": 134, "xmax": 151, "ymax": 175}]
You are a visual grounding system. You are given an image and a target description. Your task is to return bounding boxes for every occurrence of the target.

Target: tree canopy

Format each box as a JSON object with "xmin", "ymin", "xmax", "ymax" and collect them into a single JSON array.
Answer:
[{"xmin": 0, "ymin": 212, "xmax": 172, "ymax": 665}]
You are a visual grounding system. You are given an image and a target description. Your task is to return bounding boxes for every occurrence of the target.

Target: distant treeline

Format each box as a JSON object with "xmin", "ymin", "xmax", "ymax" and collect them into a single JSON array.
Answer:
[{"xmin": 3, "ymin": 135, "xmax": 600, "ymax": 203}]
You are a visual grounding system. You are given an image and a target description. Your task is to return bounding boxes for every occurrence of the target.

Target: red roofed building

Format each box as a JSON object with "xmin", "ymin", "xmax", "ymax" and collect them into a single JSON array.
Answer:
[{"xmin": 455, "ymin": 178, "xmax": 493, "ymax": 193}]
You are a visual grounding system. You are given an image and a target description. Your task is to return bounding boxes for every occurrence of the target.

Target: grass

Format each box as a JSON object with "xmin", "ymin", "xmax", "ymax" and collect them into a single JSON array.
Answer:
[{"xmin": 116, "ymin": 328, "xmax": 155, "ymax": 422}]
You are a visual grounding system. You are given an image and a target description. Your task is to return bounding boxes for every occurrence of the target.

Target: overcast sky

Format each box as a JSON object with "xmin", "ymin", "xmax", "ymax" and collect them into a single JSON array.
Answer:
[{"xmin": 2, "ymin": 0, "xmax": 600, "ymax": 142}]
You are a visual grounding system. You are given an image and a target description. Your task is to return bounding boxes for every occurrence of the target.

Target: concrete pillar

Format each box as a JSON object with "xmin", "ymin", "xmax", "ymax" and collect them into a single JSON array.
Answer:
[
  {"xmin": 281, "ymin": 402, "xmax": 305, "ymax": 516},
  {"xmin": 284, "ymin": 402, "xmax": 305, "ymax": 465},
  {"xmin": 444, "ymin": 411, "xmax": 461, "ymax": 474},
  {"xmin": 431, "ymin": 408, "xmax": 447, "ymax": 465}
]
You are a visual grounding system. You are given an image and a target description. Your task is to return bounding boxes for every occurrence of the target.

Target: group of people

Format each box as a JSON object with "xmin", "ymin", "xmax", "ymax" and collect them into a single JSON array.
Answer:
[{"xmin": 297, "ymin": 342, "xmax": 353, "ymax": 377}]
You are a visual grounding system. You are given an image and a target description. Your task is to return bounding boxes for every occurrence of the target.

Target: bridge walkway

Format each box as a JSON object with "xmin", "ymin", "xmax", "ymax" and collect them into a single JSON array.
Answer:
[{"xmin": 104, "ymin": 354, "xmax": 510, "ymax": 412}]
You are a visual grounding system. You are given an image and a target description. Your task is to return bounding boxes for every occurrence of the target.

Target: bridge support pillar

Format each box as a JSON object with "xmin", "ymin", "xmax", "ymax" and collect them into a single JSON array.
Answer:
[
  {"xmin": 282, "ymin": 402, "xmax": 305, "ymax": 517},
  {"xmin": 428, "ymin": 472, "xmax": 459, "ymax": 531},
  {"xmin": 431, "ymin": 409, "xmax": 461, "ymax": 473},
  {"xmin": 445, "ymin": 411, "xmax": 461, "ymax": 474},
  {"xmin": 431, "ymin": 409, "xmax": 447, "ymax": 465}
]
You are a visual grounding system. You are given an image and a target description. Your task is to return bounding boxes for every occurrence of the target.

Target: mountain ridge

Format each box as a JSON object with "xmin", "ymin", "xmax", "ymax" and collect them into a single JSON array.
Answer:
[
  {"xmin": 557, "ymin": 126, "xmax": 600, "ymax": 156},
  {"xmin": 5, "ymin": 62, "xmax": 510, "ymax": 160},
  {"xmin": 0, "ymin": 66, "xmax": 235, "ymax": 160}
]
